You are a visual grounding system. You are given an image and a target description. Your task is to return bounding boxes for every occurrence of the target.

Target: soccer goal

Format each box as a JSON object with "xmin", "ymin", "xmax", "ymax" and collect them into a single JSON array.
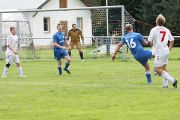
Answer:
[{"xmin": 0, "ymin": 5, "xmax": 134, "ymax": 60}]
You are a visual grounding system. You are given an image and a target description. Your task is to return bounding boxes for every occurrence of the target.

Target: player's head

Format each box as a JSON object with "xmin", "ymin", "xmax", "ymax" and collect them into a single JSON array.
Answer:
[
  {"xmin": 156, "ymin": 14, "xmax": 166, "ymax": 26},
  {"xmin": 10, "ymin": 27, "xmax": 16, "ymax": 35},
  {"xmin": 125, "ymin": 24, "xmax": 133, "ymax": 32},
  {"xmin": 72, "ymin": 24, "xmax": 76, "ymax": 30},
  {"xmin": 57, "ymin": 23, "xmax": 63, "ymax": 32}
]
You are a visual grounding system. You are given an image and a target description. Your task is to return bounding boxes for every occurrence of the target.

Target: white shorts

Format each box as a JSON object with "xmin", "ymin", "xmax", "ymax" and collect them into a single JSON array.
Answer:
[
  {"xmin": 154, "ymin": 54, "xmax": 169, "ymax": 67},
  {"xmin": 6, "ymin": 54, "xmax": 20, "ymax": 64}
]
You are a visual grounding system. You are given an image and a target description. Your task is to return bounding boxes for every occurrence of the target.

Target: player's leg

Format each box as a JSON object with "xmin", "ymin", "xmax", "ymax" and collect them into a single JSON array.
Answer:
[
  {"xmin": 2, "ymin": 55, "xmax": 12, "ymax": 78},
  {"xmin": 63, "ymin": 51, "xmax": 71, "ymax": 74},
  {"xmin": 15, "ymin": 55, "xmax": 24, "ymax": 77},
  {"xmin": 136, "ymin": 50, "xmax": 152, "ymax": 84},
  {"xmin": 2, "ymin": 63, "xmax": 11, "ymax": 78},
  {"xmin": 155, "ymin": 54, "xmax": 177, "ymax": 88},
  {"xmin": 68, "ymin": 42, "xmax": 74, "ymax": 57},
  {"xmin": 77, "ymin": 41, "xmax": 84, "ymax": 61},
  {"xmin": 54, "ymin": 50, "xmax": 63, "ymax": 75},
  {"xmin": 144, "ymin": 62, "xmax": 152, "ymax": 84},
  {"xmin": 57, "ymin": 59, "xmax": 62, "ymax": 75},
  {"xmin": 162, "ymin": 65, "xmax": 168, "ymax": 88}
]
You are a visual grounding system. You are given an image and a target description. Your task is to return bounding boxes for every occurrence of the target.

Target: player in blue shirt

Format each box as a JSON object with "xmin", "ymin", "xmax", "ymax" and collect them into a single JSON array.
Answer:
[
  {"xmin": 112, "ymin": 24, "xmax": 152, "ymax": 84},
  {"xmin": 53, "ymin": 23, "xmax": 71, "ymax": 75}
]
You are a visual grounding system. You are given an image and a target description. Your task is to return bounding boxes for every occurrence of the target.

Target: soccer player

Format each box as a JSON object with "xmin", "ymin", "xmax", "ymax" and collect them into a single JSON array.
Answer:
[
  {"xmin": 53, "ymin": 23, "xmax": 71, "ymax": 75},
  {"xmin": 68, "ymin": 24, "xmax": 85, "ymax": 61},
  {"xmin": 112, "ymin": 24, "xmax": 152, "ymax": 84},
  {"xmin": 2, "ymin": 27, "xmax": 24, "ymax": 78},
  {"xmin": 148, "ymin": 14, "xmax": 178, "ymax": 88}
]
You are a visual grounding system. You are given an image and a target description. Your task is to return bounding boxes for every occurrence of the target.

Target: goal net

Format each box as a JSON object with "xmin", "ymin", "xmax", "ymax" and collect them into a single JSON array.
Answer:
[{"xmin": 0, "ymin": 5, "xmax": 134, "ymax": 60}]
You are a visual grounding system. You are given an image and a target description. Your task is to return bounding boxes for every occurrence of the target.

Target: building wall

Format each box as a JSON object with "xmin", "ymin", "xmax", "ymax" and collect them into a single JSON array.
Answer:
[{"xmin": 30, "ymin": 0, "xmax": 92, "ymax": 46}]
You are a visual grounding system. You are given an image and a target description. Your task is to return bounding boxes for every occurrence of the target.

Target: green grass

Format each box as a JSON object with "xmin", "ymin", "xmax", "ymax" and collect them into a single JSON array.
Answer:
[{"xmin": 0, "ymin": 48, "xmax": 180, "ymax": 120}]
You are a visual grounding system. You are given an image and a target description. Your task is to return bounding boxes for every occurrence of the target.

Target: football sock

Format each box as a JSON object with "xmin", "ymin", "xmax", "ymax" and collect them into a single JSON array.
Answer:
[
  {"xmin": 2, "ymin": 67, "xmax": 9, "ymax": 77},
  {"xmin": 163, "ymin": 78, "xmax": 169, "ymax": 87},
  {"xmin": 68, "ymin": 52, "xmax": 71, "ymax": 56},
  {"xmin": 79, "ymin": 52, "xmax": 84, "ymax": 60},
  {"xmin": 145, "ymin": 71, "xmax": 152, "ymax": 83},
  {"xmin": 161, "ymin": 71, "xmax": 174, "ymax": 83},
  {"xmin": 64, "ymin": 63, "xmax": 70, "ymax": 70},
  {"xmin": 18, "ymin": 67, "xmax": 23, "ymax": 76},
  {"xmin": 58, "ymin": 67, "xmax": 62, "ymax": 75}
]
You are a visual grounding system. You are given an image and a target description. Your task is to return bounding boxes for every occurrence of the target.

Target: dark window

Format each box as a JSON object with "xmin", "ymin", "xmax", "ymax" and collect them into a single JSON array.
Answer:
[
  {"xmin": 43, "ymin": 17, "xmax": 50, "ymax": 32},
  {"xmin": 60, "ymin": 0, "xmax": 67, "ymax": 8}
]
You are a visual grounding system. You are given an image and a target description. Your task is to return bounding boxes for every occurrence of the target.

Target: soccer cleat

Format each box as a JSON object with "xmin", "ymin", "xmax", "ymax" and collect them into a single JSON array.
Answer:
[
  {"xmin": 2, "ymin": 76, "xmax": 7, "ymax": 78},
  {"xmin": 81, "ymin": 59, "xmax": 85, "ymax": 62},
  {"xmin": 172, "ymin": 80, "xmax": 178, "ymax": 88},
  {"xmin": 63, "ymin": 68, "xmax": 71, "ymax": 74},
  {"xmin": 162, "ymin": 86, "xmax": 168, "ymax": 88},
  {"xmin": 19, "ymin": 75, "xmax": 26, "ymax": 78}
]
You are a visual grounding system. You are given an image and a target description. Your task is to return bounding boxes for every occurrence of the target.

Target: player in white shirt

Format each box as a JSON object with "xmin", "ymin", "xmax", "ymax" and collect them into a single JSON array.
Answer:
[
  {"xmin": 148, "ymin": 14, "xmax": 178, "ymax": 88},
  {"xmin": 2, "ymin": 27, "xmax": 24, "ymax": 78}
]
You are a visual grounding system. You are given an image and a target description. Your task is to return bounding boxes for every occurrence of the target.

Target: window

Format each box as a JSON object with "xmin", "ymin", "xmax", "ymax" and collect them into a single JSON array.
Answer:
[
  {"xmin": 59, "ymin": 0, "xmax": 67, "ymax": 8},
  {"xmin": 77, "ymin": 17, "xmax": 83, "ymax": 31},
  {"xmin": 43, "ymin": 17, "xmax": 50, "ymax": 32}
]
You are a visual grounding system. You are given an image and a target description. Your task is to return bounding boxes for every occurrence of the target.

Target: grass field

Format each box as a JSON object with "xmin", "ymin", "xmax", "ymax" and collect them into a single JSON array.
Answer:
[{"xmin": 0, "ymin": 48, "xmax": 180, "ymax": 120}]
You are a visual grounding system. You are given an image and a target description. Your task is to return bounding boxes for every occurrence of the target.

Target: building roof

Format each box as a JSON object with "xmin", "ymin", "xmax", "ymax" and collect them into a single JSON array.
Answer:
[
  {"xmin": 80, "ymin": 0, "xmax": 96, "ymax": 7},
  {"xmin": 36, "ymin": 0, "xmax": 51, "ymax": 9}
]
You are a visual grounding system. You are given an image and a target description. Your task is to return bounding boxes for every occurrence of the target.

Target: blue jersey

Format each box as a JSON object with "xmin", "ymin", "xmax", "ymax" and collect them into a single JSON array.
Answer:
[
  {"xmin": 53, "ymin": 32, "xmax": 65, "ymax": 50},
  {"xmin": 121, "ymin": 32, "xmax": 152, "ymax": 66},
  {"xmin": 121, "ymin": 32, "xmax": 144, "ymax": 55}
]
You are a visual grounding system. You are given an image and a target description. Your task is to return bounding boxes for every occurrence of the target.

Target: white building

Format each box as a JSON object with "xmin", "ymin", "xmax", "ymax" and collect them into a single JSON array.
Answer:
[
  {"xmin": 2, "ymin": 0, "xmax": 95, "ymax": 47},
  {"xmin": 30, "ymin": 0, "xmax": 93, "ymax": 46}
]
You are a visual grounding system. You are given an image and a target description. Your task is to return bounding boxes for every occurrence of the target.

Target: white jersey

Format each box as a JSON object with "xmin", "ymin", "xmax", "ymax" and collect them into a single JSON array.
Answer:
[
  {"xmin": 148, "ymin": 26, "xmax": 174, "ymax": 55},
  {"xmin": 6, "ymin": 34, "xmax": 18, "ymax": 55}
]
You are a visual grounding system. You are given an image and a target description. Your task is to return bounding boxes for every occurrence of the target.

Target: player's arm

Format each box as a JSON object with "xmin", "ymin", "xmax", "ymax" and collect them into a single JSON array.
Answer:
[
  {"xmin": 142, "ymin": 39, "xmax": 149, "ymax": 46},
  {"xmin": 67, "ymin": 31, "xmax": 71, "ymax": 42},
  {"xmin": 53, "ymin": 42, "xmax": 66, "ymax": 49},
  {"xmin": 64, "ymin": 39, "xmax": 70, "ymax": 48},
  {"xmin": 147, "ymin": 29, "xmax": 154, "ymax": 47},
  {"xmin": 79, "ymin": 30, "xmax": 84, "ymax": 44},
  {"xmin": 169, "ymin": 40, "xmax": 174, "ymax": 51},
  {"xmin": 138, "ymin": 33, "xmax": 149, "ymax": 46},
  {"xmin": 168, "ymin": 31, "xmax": 175, "ymax": 51},
  {"xmin": 81, "ymin": 34, "xmax": 84, "ymax": 45},
  {"xmin": 53, "ymin": 35, "xmax": 66, "ymax": 49},
  {"xmin": 7, "ymin": 45, "xmax": 18, "ymax": 54},
  {"xmin": 6, "ymin": 37, "xmax": 18, "ymax": 54},
  {"xmin": 112, "ymin": 42, "xmax": 124, "ymax": 62}
]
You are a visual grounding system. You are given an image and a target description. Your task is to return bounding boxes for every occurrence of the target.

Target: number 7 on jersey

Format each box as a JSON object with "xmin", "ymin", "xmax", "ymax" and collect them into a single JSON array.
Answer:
[{"xmin": 160, "ymin": 31, "xmax": 166, "ymax": 42}]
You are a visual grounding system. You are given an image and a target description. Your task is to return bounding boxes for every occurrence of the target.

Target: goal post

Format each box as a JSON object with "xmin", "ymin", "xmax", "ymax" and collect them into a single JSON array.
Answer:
[{"xmin": 0, "ymin": 5, "xmax": 133, "ymax": 60}]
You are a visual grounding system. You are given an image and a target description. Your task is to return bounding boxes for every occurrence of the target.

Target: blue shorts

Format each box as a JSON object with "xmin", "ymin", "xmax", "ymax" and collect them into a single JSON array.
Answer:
[
  {"xmin": 54, "ymin": 49, "xmax": 68, "ymax": 60},
  {"xmin": 134, "ymin": 50, "xmax": 152, "ymax": 66}
]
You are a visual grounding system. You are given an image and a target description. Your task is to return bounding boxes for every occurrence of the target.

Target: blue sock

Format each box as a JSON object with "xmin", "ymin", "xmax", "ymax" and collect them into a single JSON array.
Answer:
[
  {"xmin": 64, "ymin": 63, "xmax": 70, "ymax": 70},
  {"xmin": 58, "ymin": 67, "xmax": 62, "ymax": 75},
  {"xmin": 146, "ymin": 73, "xmax": 152, "ymax": 83}
]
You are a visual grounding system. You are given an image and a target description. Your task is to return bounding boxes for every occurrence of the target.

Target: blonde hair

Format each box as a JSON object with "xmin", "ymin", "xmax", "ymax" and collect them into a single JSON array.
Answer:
[
  {"xmin": 156, "ymin": 14, "xmax": 166, "ymax": 26},
  {"xmin": 125, "ymin": 24, "xmax": 133, "ymax": 31}
]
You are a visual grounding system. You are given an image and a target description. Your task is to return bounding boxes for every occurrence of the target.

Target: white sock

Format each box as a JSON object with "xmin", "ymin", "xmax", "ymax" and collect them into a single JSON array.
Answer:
[
  {"xmin": 145, "ymin": 71, "xmax": 151, "ymax": 74},
  {"xmin": 2, "ymin": 67, "xmax": 9, "ymax": 77},
  {"xmin": 161, "ymin": 71, "xmax": 174, "ymax": 83},
  {"xmin": 163, "ymin": 78, "xmax": 169, "ymax": 87},
  {"xmin": 18, "ymin": 67, "xmax": 23, "ymax": 76}
]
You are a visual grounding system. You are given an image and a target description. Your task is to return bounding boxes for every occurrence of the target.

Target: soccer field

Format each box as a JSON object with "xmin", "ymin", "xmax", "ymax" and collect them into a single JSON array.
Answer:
[{"xmin": 0, "ymin": 48, "xmax": 180, "ymax": 120}]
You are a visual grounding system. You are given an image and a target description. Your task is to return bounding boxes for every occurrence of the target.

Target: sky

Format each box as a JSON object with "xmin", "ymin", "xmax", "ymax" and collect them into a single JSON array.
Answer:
[{"xmin": 0, "ymin": 0, "xmax": 46, "ymax": 9}]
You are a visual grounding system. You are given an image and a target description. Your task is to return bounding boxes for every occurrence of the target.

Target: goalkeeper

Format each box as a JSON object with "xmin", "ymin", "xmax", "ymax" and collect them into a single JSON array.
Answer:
[{"xmin": 67, "ymin": 24, "xmax": 85, "ymax": 61}]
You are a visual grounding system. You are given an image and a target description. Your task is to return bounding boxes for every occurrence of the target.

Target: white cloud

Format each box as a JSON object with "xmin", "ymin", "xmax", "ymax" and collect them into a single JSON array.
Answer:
[{"xmin": 0, "ymin": 0, "xmax": 46, "ymax": 9}]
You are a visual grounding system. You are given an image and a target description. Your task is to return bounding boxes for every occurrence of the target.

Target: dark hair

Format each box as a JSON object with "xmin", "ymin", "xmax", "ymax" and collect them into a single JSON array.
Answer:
[
  {"xmin": 72, "ymin": 24, "xmax": 76, "ymax": 27},
  {"xmin": 10, "ymin": 27, "xmax": 16, "ymax": 31},
  {"xmin": 57, "ymin": 23, "xmax": 62, "ymax": 28}
]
